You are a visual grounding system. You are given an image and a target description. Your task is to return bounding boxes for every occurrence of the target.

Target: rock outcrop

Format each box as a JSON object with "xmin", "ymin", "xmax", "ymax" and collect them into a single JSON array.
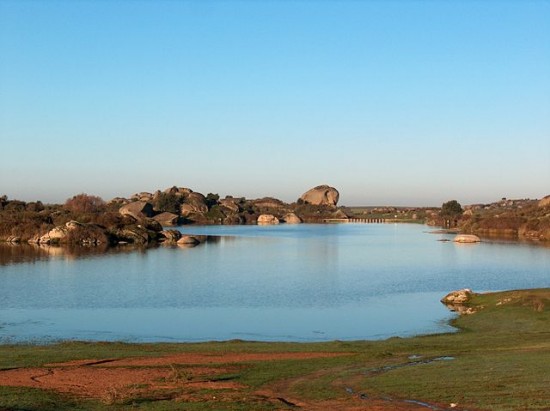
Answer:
[
  {"xmin": 153, "ymin": 212, "xmax": 180, "ymax": 226},
  {"xmin": 112, "ymin": 225, "xmax": 155, "ymax": 245},
  {"xmin": 257, "ymin": 214, "xmax": 279, "ymax": 225},
  {"xmin": 37, "ymin": 221, "xmax": 83, "ymax": 244},
  {"xmin": 299, "ymin": 185, "xmax": 339, "ymax": 207},
  {"xmin": 32, "ymin": 221, "xmax": 109, "ymax": 245},
  {"xmin": 441, "ymin": 289, "xmax": 473, "ymax": 304},
  {"xmin": 441, "ymin": 289, "xmax": 477, "ymax": 315},
  {"xmin": 1, "ymin": 184, "xmax": 352, "ymax": 248},
  {"xmin": 219, "ymin": 198, "xmax": 240, "ymax": 214},
  {"xmin": 180, "ymin": 193, "xmax": 209, "ymax": 217},
  {"xmin": 160, "ymin": 230, "xmax": 182, "ymax": 242},
  {"xmin": 119, "ymin": 201, "xmax": 154, "ymax": 220},
  {"xmin": 283, "ymin": 213, "xmax": 302, "ymax": 224},
  {"xmin": 39, "ymin": 226, "xmax": 69, "ymax": 244}
]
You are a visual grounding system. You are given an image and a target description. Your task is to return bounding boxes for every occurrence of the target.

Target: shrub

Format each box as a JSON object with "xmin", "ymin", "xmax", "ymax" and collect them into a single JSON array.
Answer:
[
  {"xmin": 26, "ymin": 201, "xmax": 45, "ymax": 212},
  {"xmin": 205, "ymin": 193, "xmax": 220, "ymax": 208},
  {"xmin": 65, "ymin": 193, "xmax": 106, "ymax": 214},
  {"xmin": 153, "ymin": 192, "xmax": 181, "ymax": 213}
]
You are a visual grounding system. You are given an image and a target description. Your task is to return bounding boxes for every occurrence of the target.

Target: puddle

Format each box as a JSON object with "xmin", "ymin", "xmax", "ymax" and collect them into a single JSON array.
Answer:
[{"xmin": 404, "ymin": 399, "xmax": 445, "ymax": 410}]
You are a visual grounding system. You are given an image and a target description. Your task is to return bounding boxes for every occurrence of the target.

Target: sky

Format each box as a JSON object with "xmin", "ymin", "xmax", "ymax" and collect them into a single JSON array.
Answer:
[{"xmin": 1, "ymin": 0, "xmax": 549, "ymax": 206}]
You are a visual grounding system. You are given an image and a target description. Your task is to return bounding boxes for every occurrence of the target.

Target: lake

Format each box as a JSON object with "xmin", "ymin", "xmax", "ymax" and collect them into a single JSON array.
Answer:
[{"xmin": 1, "ymin": 223, "xmax": 549, "ymax": 343}]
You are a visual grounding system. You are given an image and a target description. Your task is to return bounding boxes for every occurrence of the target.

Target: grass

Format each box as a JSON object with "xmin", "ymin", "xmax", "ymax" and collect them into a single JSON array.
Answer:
[{"xmin": 0, "ymin": 289, "xmax": 549, "ymax": 410}]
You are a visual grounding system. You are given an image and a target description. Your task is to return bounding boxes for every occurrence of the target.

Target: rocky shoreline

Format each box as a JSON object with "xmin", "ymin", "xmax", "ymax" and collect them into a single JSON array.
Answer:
[
  {"xmin": 0, "ymin": 184, "xmax": 347, "ymax": 247},
  {"xmin": 2, "ymin": 187, "xmax": 549, "ymax": 247}
]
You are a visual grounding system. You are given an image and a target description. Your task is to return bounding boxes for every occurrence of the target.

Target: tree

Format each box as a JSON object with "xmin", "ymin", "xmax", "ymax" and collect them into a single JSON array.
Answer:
[
  {"xmin": 205, "ymin": 193, "xmax": 220, "ymax": 208},
  {"xmin": 440, "ymin": 200, "xmax": 463, "ymax": 227},
  {"xmin": 441, "ymin": 200, "xmax": 463, "ymax": 217},
  {"xmin": 65, "ymin": 193, "xmax": 106, "ymax": 214}
]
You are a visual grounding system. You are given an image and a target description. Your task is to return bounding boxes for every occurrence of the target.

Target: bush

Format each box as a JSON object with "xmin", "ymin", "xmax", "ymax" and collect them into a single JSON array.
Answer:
[
  {"xmin": 26, "ymin": 201, "xmax": 45, "ymax": 212},
  {"xmin": 65, "ymin": 194, "xmax": 106, "ymax": 214},
  {"xmin": 205, "ymin": 193, "xmax": 220, "ymax": 208},
  {"xmin": 153, "ymin": 192, "xmax": 181, "ymax": 213},
  {"xmin": 478, "ymin": 216, "xmax": 525, "ymax": 230}
]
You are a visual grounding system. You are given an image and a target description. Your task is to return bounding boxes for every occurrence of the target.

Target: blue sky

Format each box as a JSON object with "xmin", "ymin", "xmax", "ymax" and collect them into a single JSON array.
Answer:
[{"xmin": 1, "ymin": 0, "xmax": 549, "ymax": 206}]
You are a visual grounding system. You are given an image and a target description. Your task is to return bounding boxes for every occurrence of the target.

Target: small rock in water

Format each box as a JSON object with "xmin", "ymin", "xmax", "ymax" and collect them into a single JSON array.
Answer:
[
  {"xmin": 441, "ymin": 289, "xmax": 473, "ymax": 304},
  {"xmin": 453, "ymin": 234, "xmax": 481, "ymax": 243},
  {"xmin": 441, "ymin": 289, "xmax": 478, "ymax": 315}
]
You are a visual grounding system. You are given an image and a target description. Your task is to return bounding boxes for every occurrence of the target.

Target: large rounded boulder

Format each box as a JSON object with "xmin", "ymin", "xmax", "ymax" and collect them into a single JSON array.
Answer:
[
  {"xmin": 180, "ymin": 193, "xmax": 208, "ymax": 217},
  {"xmin": 119, "ymin": 201, "xmax": 154, "ymax": 220},
  {"xmin": 257, "ymin": 214, "xmax": 280, "ymax": 225},
  {"xmin": 283, "ymin": 213, "xmax": 302, "ymax": 224},
  {"xmin": 299, "ymin": 185, "xmax": 339, "ymax": 206}
]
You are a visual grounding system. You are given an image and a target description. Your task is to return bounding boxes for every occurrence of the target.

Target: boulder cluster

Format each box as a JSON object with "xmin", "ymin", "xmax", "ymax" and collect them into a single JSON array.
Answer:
[
  {"xmin": 109, "ymin": 184, "xmax": 344, "ymax": 229},
  {"xmin": 0, "ymin": 185, "xmax": 346, "ymax": 247}
]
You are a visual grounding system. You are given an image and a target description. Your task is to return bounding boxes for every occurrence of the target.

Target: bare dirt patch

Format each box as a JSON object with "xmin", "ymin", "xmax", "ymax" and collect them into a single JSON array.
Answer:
[
  {"xmin": 47, "ymin": 351, "xmax": 350, "ymax": 367},
  {"xmin": 0, "ymin": 351, "xmax": 350, "ymax": 406}
]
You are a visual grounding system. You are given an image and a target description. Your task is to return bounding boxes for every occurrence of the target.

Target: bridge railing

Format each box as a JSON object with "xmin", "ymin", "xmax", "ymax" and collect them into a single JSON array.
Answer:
[{"xmin": 323, "ymin": 218, "xmax": 386, "ymax": 223}]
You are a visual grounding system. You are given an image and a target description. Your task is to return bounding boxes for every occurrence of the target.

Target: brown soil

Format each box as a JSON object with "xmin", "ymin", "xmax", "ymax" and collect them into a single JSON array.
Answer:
[
  {"xmin": 46, "ymin": 351, "xmax": 350, "ymax": 367},
  {"xmin": 0, "ymin": 351, "xmax": 451, "ymax": 409}
]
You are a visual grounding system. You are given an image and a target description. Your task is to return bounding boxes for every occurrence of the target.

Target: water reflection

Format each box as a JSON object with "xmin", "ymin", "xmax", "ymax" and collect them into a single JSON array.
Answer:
[
  {"xmin": 1, "ymin": 224, "xmax": 548, "ymax": 343},
  {"xmin": 0, "ymin": 243, "xmax": 144, "ymax": 266},
  {"xmin": 0, "ymin": 236, "xmax": 225, "ymax": 266},
  {"xmin": 0, "ymin": 243, "xmax": 51, "ymax": 265}
]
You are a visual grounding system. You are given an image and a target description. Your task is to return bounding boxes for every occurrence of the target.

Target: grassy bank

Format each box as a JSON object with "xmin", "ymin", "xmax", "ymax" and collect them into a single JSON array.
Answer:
[{"xmin": 0, "ymin": 289, "xmax": 549, "ymax": 410}]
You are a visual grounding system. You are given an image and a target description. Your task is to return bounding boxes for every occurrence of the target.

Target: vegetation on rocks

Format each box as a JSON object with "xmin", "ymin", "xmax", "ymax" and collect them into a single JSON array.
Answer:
[
  {"xmin": 0, "ymin": 185, "xmax": 350, "ymax": 246},
  {"xmin": 2, "ymin": 188, "xmax": 549, "ymax": 246},
  {"xmin": 458, "ymin": 197, "xmax": 550, "ymax": 241}
]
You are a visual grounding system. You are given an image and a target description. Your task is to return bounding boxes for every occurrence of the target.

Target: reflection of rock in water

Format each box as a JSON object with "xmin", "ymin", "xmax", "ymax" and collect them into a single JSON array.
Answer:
[
  {"xmin": 176, "ymin": 235, "xmax": 222, "ymax": 248},
  {"xmin": 1, "ymin": 235, "xmax": 225, "ymax": 265},
  {"xmin": 0, "ymin": 243, "xmax": 51, "ymax": 265},
  {"xmin": 0, "ymin": 242, "xmax": 154, "ymax": 265}
]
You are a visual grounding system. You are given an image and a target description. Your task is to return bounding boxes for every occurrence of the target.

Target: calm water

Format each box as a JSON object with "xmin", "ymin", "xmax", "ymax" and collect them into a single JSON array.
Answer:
[{"xmin": 0, "ymin": 224, "xmax": 548, "ymax": 343}]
